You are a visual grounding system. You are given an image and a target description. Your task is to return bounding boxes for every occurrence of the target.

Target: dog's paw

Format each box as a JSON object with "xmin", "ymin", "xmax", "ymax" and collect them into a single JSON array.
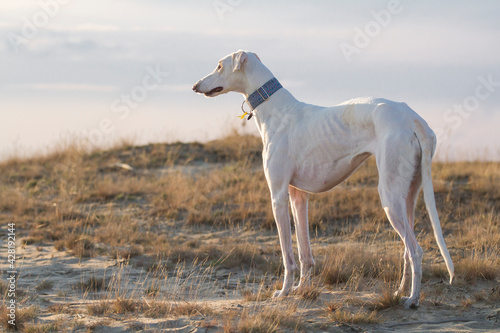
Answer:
[
  {"xmin": 272, "ymin": 289, "xmax": 289, "ymax": 299},
  {"xmin": 402, "ymin": 296, "xmax": 419, "ymax": 309}
]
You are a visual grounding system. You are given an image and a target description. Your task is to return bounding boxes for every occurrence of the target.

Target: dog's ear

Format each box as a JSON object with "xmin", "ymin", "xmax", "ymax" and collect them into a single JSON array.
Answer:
[{"xmin": 232, "ymin": 50, "xmax": 248, "ymax": 72}]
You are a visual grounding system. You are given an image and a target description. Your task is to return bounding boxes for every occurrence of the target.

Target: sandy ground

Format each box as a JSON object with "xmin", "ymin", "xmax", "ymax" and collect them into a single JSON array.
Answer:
[
  {"xmin": 6, "ymin": 227, "xmax": 498, "ymax": 333},
  {"xmin": 0, "ymin": 152, "xmax": 498, "ymax": 332}
]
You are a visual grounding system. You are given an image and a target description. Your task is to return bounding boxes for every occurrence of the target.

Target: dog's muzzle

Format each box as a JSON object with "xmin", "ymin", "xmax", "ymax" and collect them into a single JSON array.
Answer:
[
  {"xmin": 192, "ymin": 83, "xmax": 223, "ymax": 96},
  {"xmin": 204, "ymin": 86, "xmax": 223, "ymax": 96}
]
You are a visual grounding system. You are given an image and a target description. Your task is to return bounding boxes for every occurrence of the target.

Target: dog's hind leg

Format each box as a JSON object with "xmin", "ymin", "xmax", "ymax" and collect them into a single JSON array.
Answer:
[
  {"xmin": 382, "ymin": 200, "xmax": 423, "ymax": 309},
  {"xmin": 376, "ymin": 133, "xmax": 423, "ymax": 308},
  {"xmin": 395, "ymin": 164, "xmax": 422, "ymax": 297},
  {"xmin": 289, "ymin": 186, "xmax": 315, "ymax": 292}
]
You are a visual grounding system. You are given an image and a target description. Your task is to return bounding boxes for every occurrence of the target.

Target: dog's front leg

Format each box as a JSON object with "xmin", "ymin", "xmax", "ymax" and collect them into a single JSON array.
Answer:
[
  {"xmin": 289, "ymin": 186, "xmax": 314, "ymax": 292},
  {"xmin": 269, "ymin": 186, "xmax": 297, "ymax": 298}
]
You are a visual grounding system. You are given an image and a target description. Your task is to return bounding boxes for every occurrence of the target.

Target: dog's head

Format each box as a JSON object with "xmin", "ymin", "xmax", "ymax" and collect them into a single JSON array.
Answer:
[{"xmin": 192, "ymin": 50, "xmax": 260, "ymax": 97}]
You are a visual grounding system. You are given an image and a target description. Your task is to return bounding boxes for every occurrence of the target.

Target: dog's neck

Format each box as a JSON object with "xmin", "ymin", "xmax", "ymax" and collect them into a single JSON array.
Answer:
[
  {"xmin": 241, "ymin": 59, "xmax": 274, "ymax": 96},
  {"xmin": 242, "ymin": 59, "xmax": 299, "ymax": 109},
  {"xmin": 242, "ymin": 59, "xmax": 300, "ymax": 145}
]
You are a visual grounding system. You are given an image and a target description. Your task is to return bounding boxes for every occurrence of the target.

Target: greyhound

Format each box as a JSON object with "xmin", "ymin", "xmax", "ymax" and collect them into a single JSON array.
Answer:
[{"xmin": 192, "ymin": 50, "xmax": 454, "ymax": 308}]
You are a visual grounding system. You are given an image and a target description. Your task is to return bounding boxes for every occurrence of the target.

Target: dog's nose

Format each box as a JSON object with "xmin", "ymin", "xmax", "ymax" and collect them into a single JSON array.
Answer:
[{"xmin": 192, "ymin": 82, "xmax": 199, "ymax": 92}]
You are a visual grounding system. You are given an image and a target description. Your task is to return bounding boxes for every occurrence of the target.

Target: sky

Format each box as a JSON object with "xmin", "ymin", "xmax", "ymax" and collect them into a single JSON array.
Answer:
[{"xmin": 1, "ymin": 0, "xmax": 499, "ymax": 161}]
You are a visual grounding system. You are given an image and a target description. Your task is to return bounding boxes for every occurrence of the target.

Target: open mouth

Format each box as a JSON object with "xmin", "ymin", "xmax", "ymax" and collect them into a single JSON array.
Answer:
[{"xmin": 205, "ymin": 86, "xmax": 223, "ymax": 96}]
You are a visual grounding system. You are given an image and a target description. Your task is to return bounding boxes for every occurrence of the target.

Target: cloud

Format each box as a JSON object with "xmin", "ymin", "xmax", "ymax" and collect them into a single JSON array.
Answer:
[
  {"xmin": 158, "ymin": 84, "xmax": 193, "ymax": 93},
  {"xmin": 73, "ymin": 23, "xmax": 119, "ymax": 32},
  {"xmin": 363, "ymin": 23, "xmax": 500, "ymax": 67},
  {"xmin": 2, "ymin": 83, "xmax": 118, "ymax": 92}
]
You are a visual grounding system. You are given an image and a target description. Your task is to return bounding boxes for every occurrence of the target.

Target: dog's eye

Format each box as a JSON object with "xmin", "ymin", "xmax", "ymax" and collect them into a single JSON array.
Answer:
[{"xmin": 217, "ymin": 64, "xmax": 222, "ymax": 71}]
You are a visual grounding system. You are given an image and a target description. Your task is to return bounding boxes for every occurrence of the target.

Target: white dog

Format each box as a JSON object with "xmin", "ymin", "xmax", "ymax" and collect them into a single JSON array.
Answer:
[{"xmin": 193, "ymin": 50, "xmax": 454, "ymax": 308}]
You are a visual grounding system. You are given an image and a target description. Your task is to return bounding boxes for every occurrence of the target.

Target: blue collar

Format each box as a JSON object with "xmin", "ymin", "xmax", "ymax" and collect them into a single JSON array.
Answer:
[{"xmin": 246, "ymin": 78, "xmax": 282, "ymax": 110}]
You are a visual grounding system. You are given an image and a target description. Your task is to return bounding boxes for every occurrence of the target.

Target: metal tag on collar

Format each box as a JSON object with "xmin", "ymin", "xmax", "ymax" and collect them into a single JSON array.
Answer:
[{"xmin": 241, "ymin": 100, "xmax": 254, "ymax": 121}]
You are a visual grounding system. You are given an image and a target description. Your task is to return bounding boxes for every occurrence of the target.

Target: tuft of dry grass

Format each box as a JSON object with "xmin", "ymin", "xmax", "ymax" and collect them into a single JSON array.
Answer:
[
  {"xmin": 141, "ymin": 301, "xmax": 171, "ymax": 318},
  {"xmin": 318, "ymin": 245, "xmax": 402, "ymax": 286},
  {"xmin": 47, "ymin": 304, "xmax": 69, "ymax": 315},
  {"xmin": 236, "ymin": 316, "xmax": 280, "ymax": 333},
  {"xmin": 112, "ymin": 297, "xmax": 137, "ymax": 314},
  {"xmin": 172, "ymin": 302, "xmax": 212, "ymax": 317},
  {"xmin": 35, "ymin": 280, "xmax": 54, "ymax": 291},
  {"xmin": 22, "ymin": 321, "xmax": 62, "ymax": 333},
  {"xmin": 295, "ymin": 285, "xmax": 323, "ymax": 301},
  {"xmin": 138, "ymin": 300, "xmax": 212, "ymax": 318},
  {"xmin": 73, "ymin": 276, "xmax": 110, "ymax": 292},
  {"xmin": 74, "ymin": 175, "xmax": 148, "ymax": 203},
  {"xmin": 86, "ymin": 319, "xmax": 111, "ymax": 331},
  {"xmin": 455, "ymin": 256, "xmax": 499, "ymax": 282},
  {"xmin": 235, "ymin": 306, "xmax": 303, "ymax": 333},
  {"xmin": 64, "ymin": 234, "xmax": 95, "ymax": 258},
  {"xmin": 86, "ymin": 301, "xmax": 112, "ymax": 316},
  {"xmin": 0, "ymin": 281, "xmax": 8, "ymax": 297},
  {"xmin": 370, "ymin": 290, "xmax": 401, "ymax": 310},
  {"xmin": 0, "ymin": 306, "xmax": 39, "ymax": 332},
  {"xmin": 86, "ymin": 298, "xmax": 213, "ymax": 318}
]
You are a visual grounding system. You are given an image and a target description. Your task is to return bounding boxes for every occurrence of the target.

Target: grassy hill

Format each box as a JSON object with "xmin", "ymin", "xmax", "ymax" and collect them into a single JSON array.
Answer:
[{"xmin": 0, "ymin": 133, "xmax": 498, "ymax": 332}]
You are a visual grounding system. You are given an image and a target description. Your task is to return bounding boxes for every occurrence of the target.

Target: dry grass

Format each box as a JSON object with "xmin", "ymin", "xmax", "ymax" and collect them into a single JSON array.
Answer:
[
  {"xmin": 35, "ymin": 280, "xmax": 54, "ymax": 291},
  {"xmin": 112, "ymin": 297, "xmax": 137, "ymax": 314},
  {"xmin": 73, "ymin": 276, "xmax": 111, "ymax": 292},
  {"xmin": 171, "ymin": 302, "xmax": 213, "ymax": 316},
  {"xmin": 455, "ymin": 256, "xmax": 499, "ymax": 282},
  {"xmin": 318, "ymin": 245, "xmax": 402, "ymax": 286},
  {"xmin": 85, "ymin": 298, "xmax": 212, "ymax": 318},
  {"xmin": 47, "ymin": 304, "xmax": 66, "ymax": 315},
  {"xmin": 0, "ymin": 281, "xmax": 8, "ymax": 297},
  {"xmin": 370, "ymin": 290, "xmax": 402, "ymax": 310},
  {"xmin": 241, "ymin": 287, "xmax": 274, "ymax": 302},
  {"xmin": 86, "ymin": 301, "xmax": 111, "ymax": 316},
  {"xmin": 22, "ymin": 321, "xmax": 62, "ymax": 333},
  {"xmin": 233, "ymin": 305, "xmax": 303, "ymax": 333},
  {"xmin": 295, "ymin": 285, "xmax": 323, "ymax": 301},
  {"xmin": 1, "ymin": 132, "xmax": 499, "ymax": 331},
  {"xmin": 0, "ymin": 306, "xmax": 39, "ymax": 332}
]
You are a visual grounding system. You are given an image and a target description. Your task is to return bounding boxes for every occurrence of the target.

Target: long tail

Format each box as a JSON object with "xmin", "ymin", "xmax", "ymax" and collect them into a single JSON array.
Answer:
[{"xmin": 413, "ymin": 120, "xmax": 454, "ymax": 284}]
